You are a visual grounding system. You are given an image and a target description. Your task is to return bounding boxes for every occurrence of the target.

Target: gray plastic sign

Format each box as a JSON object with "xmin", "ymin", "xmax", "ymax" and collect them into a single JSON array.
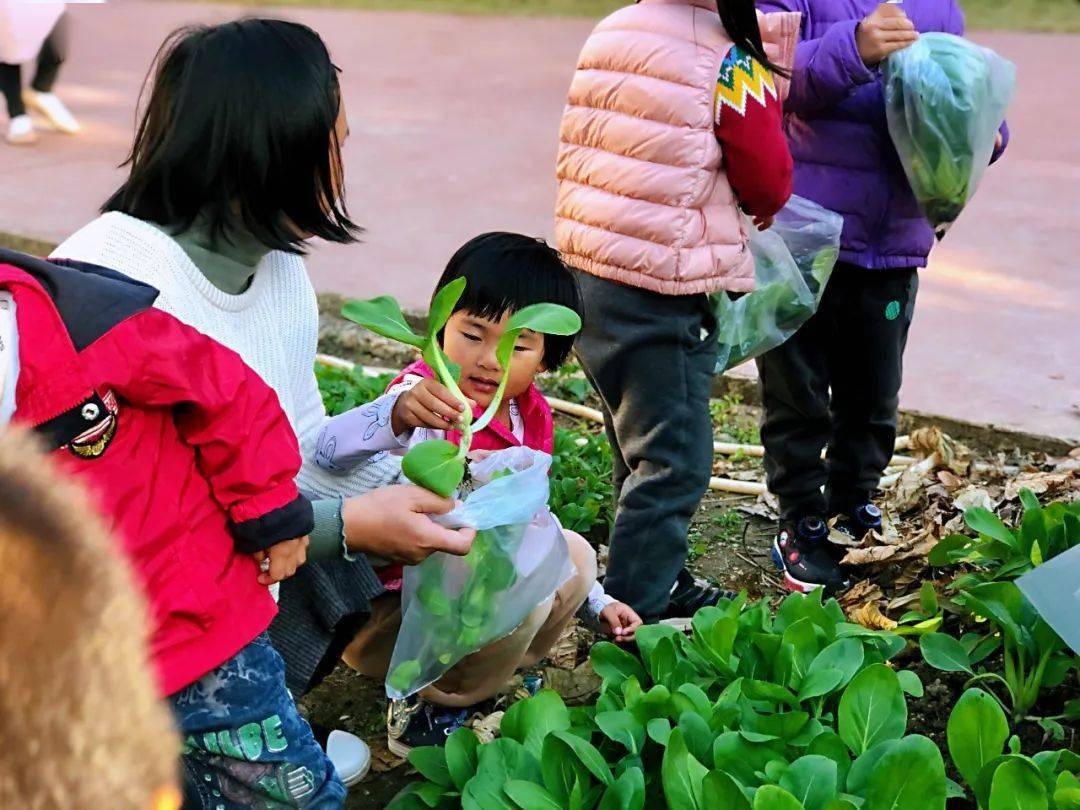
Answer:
[{"xmin": 1016, "ymin": 544, "xmax": 1080, "ymax": 655}]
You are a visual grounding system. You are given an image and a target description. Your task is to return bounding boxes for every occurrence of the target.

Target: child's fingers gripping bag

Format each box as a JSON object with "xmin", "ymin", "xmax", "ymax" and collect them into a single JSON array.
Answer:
[
  {"xmin": 713, "ymin": 195, "xmax": 843, "ymax": 372},
  {"xmin": 883, "ymin": 33, "xmax": 1016, "ymax": 236},
  {"xmin": 386, "ymin": 446, "xmax": 574, "ymax": 699}
]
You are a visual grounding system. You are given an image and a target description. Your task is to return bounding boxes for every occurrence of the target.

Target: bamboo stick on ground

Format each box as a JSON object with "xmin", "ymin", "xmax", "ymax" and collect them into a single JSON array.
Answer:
[
  {"xmin": 709, "ymin": 477, "xmax": 768, "ymax": 496},
  {"xmin": 546, "ymin": 394, "xmax": 912, "ymax": 459},
  {"xmin": 316, "ymin": 353, "xmax": 354, "ymax": 370},
  {"xmin": 712, "ymin": 440, "xmax": 913, "ymax": 468},
  {"xmin": 317, "ymin": 356, "xmax": 917, "ymax": 492},
  {"xmin": 315, "ymin": 354, "xmax": 397, "ymax": 376},
  {"xmin": 545, "ymin": 397, "xmax": 605, "ymax": 425}
]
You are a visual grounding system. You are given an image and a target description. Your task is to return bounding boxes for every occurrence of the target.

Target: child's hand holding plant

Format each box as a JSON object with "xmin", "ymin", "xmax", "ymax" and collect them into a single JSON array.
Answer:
[
  {"xmin": 600, "ymin": 601, "xmax": 643, "ymax": 642},
  {"xmin": 391, "ymin": 379, "xmax": 474, "ymax": 434}
]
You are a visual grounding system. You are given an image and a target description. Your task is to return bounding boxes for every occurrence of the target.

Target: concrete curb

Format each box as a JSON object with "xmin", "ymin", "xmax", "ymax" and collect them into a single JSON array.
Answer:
[{"xmin": 716, "ymin": 373, "xmax": 1075, "ymax": 458}]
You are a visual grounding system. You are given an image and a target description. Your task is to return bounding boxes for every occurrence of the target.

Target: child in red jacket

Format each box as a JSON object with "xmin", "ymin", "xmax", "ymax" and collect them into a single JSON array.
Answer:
[{"xmin": 0, "ymin": 250, "xmax": 345, "ymax": 808}]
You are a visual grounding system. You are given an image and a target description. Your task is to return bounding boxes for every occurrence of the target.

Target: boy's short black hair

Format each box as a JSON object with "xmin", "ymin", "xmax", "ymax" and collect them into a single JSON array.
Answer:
[
  {"xmin": 104, "ymin": 19, "xmax": 357, "ymax": 254},
  {"xmin": 434, "ymin": 232, "xmax": 582, "ymax": 370}
]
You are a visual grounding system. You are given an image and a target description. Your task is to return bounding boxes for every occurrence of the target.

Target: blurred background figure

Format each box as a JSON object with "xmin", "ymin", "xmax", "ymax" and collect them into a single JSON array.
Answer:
[
  {"xmin": 0, "ymin": 3, "xmax": 79, "ymax": 145},
  {"xmin": 0, "ymin": 429, "xmax": 181, "ymax": 810}
]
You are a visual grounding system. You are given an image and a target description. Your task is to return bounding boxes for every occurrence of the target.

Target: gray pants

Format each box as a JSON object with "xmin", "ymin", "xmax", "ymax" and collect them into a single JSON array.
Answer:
[{"xmin": 574, "ymin": 272, "xmax": 718, "ymax": 620}]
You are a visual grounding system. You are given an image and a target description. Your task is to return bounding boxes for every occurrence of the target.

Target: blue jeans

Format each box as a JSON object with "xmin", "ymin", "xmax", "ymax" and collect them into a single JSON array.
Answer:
[{"xmin": 170, "ymin": 633, "xmax": 346, "ymax": 809}]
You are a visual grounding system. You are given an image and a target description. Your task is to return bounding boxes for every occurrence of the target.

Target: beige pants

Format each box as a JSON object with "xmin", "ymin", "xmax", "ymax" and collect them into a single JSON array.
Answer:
[{"xmin": 343, "ymin": 530, "xmax": 597, "ymax": 707}]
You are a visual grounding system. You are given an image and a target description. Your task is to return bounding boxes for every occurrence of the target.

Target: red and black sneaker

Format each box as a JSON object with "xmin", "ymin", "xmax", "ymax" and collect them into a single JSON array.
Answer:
[
  {"xmin": 771, "ymin": 516, "xmax": 849, "ymax": 594},
  {"xmin": 832, "ymin": 503, "xmax": 883, "ymax": 542}
]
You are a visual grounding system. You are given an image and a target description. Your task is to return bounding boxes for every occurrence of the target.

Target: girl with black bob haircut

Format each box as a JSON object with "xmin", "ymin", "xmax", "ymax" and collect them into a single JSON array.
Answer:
[
  {"xmin": 104, "ymin": 18, "xmax": 357, "ymax": 253},
  {"xmin": 434, "ymin": 231, "xmax": 583, "ymax": 371}
]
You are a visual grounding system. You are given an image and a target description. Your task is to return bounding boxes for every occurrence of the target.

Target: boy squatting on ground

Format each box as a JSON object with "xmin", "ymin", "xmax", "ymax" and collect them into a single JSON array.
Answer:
[
  {"xmin": 314, "ymin": 233, "xmax": 643, "ymax": 755},
  {"xmin": 0, "ymin": 249, "xmax": 350, "ymax": 808}
]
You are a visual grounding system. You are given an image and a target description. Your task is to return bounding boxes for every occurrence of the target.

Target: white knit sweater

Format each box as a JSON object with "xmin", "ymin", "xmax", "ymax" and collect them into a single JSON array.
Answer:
[{"xmin": 51, "ymin": 212, "xmax": 400, "ymax": 499}]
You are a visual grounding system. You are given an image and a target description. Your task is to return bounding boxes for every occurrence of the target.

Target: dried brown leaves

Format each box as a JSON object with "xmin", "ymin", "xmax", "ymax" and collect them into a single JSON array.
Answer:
[
  {"xmin": 469, "ymin": 710, "xmax": 504, "ymax": 744},
  {"xmin": 838, "ymin": 581, "xmax": 897, "ymax": 630},
  {"xmin": 840, "ymin": 427, "xmax": 1080, "ymax": 614}
]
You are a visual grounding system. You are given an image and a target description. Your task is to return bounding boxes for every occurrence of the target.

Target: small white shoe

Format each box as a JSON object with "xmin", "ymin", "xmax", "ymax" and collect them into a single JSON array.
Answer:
[
  {"xmin": 6, "ymin": 115, "xmax": 37, "ymax": 145},
  {"xmin": 23, "ymin": 90, "xmax": 80, "ymax": 134},
  {"xmin": 326, "ymin": 729, "xmax": 371, "ymax": 788}
]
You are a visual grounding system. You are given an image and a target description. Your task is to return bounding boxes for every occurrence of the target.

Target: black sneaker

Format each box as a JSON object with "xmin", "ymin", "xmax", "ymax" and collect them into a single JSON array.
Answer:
[
  {"xmin": 771, "ymin": 515, "xmax": 849, "ymax": 594},
  {"xmin": 386, "ymin": 696, "xmax": 471, "ymax": 758},
  {"xmin": 659, "ymin": 568, "xmax": 738, "ymax": 628},
  {"xmin": 832, "ymin": 503, "xmax": 883, "ymax": 542}
]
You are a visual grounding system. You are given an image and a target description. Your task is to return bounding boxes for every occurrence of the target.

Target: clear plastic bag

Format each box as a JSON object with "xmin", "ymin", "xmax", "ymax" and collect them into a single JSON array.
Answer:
[
  {"xmin": 386, "ymin": 447, "xmax": 574, "ymax": 699},
  {"xmin": 714, "ymin": 195, "xmax": 843, "ymax": 372},
  {"xmin": 883, "ymin": 33, "xmax": 1016, "ymax": 236}
]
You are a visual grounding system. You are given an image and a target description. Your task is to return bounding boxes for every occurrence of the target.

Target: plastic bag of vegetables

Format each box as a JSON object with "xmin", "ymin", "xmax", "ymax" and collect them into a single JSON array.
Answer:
[
  {"xmin": 713, "ymin": 195, "xmax": 843, "ymax": 372},
  {"xmin": 386, "ymin": 447, "xmax": 573, "ymax": 699},
  {"xmin": 883, "ymin": 32, "xmax": 1015, "ymax": 236}
]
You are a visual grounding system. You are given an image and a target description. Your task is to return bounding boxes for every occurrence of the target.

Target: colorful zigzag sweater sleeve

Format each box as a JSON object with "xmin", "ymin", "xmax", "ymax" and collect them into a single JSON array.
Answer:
[{"xmin": 714, "ymin": 45, "xmax": 794, "ymax": 219}]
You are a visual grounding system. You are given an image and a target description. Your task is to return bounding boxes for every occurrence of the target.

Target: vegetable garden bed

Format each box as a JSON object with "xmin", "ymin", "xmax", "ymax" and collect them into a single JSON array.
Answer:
[{"xmin": 304, "ymin": 322, "xmax": 1078, "ymax": 809}]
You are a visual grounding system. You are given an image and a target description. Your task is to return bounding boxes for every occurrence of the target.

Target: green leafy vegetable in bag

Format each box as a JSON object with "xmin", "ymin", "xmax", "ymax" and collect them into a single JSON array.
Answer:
[
  {"xmin": 713, "ymin": 196, "xmax": 842, "ymax": 372},
  {"xmin": 883, "ymin": 33, "xmax": 1015, "ymax": 235}
]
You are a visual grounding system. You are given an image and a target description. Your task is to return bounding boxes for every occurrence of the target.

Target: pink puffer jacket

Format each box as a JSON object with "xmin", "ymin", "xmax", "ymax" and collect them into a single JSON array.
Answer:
[{"xmin": 555, "ymin": 0, "xmax": 799, "ymax": 296}]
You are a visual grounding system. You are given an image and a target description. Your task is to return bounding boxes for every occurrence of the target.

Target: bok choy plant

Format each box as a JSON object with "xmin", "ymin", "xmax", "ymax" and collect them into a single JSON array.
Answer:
[{"xmin": 341, "ymin": 278, "xmax": 581, "ymax": 496}]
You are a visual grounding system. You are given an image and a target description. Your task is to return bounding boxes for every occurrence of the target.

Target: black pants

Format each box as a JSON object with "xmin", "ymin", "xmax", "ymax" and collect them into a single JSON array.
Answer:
[
  {"xmin": 756, "ymin": 262, "xmax": 919, "ymax": 521},
  {"xmin": 0, "ymin": 15, "xmax": 67, "ymax": 118},
  {"xmin": 575, "ymin": 272, "xmax": 719, "ymax": 620}
]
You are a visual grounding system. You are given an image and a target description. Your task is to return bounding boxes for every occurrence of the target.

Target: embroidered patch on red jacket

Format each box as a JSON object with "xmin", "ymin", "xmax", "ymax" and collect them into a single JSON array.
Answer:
[{"xmin": 68, "ymin": 390, "xmax": 119, "ymax": 459}]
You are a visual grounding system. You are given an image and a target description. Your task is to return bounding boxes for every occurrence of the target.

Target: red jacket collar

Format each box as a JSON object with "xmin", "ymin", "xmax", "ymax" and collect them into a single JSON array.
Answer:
[
  {"xmin": 0, "ymin": 263, "xmax": 94, "ymax": 426},
  {"xmin": 391, "ymin": 360, "xmax": 554, "ymax": 454}
]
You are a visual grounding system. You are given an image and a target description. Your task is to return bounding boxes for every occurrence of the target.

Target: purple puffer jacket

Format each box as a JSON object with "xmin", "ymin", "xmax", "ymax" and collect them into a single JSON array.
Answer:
[{"xmin": 755, "ymin": 0, "xmax": 1009, "ymax": 269}]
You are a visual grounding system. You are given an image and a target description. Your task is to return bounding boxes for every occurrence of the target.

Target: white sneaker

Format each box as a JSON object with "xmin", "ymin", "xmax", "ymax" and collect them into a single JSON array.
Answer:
[
  {"xmin": 326, "ymin": 729, "xmax": 371, "ymax": 787},
  {"xmin": 22, "ymin": 90, "xmax": 80, "ymax": 134},
  {"xmin": 5, "ymin": 115, "xmax": 36, "ymax": 145}
]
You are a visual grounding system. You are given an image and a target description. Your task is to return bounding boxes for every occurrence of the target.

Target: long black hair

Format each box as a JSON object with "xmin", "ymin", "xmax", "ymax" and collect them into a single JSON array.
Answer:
[
  {"xmin": 718, "ymin": 0, "xmax": 790, "ymax": 78},
  {"xmin": 104, "ymin": 19, "xmax": 358, "ymax": 254}
]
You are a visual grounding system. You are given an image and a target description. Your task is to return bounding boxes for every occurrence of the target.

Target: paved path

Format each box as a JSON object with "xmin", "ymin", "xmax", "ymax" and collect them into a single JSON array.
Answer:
[{"xmin": 2, "ymin": 1, "xmax": 1077, "ymax": 441}]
